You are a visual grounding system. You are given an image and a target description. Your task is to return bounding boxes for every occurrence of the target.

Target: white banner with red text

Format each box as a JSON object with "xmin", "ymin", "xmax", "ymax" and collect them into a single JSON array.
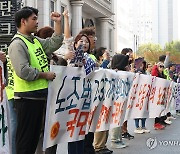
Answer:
[{"xmin": 43, "ymin": 65, "xmax": 178, "ymax": 149}]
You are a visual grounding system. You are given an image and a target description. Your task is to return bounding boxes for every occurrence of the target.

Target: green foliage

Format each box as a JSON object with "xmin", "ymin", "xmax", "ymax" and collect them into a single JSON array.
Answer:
[
  {"xmin": 164, "ymin": 41, "xmax": 180, "ymax": 52},
  {"xmin": 137, "ymin": 42, "xmax": 180, "ymax": 64}
]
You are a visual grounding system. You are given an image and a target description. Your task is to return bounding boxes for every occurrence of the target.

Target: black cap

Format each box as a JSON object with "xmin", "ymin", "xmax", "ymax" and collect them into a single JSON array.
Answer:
[{"xmin": 168, "ymin": 63, "xmax": 176, "ymax": 68}]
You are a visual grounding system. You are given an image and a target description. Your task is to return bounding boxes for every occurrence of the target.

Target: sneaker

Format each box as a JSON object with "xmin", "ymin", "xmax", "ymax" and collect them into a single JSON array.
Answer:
[
  {"xmin": 122, "ymin": 132, "xmax": 134, "ymax": 140},
  {"xmin": 111, "ymin": 141, "xmax": 127, "ymax": 149},
  {"xmin": 154, "ymin": 123, "xmax": 165, "ymax": 130},
  {"xmin": 142, "ymin": 127, "xmax": 150, "ymax": 133},
  {"xmin": 134, "ymin": 127, "xmax": 144, "ymax": 134},
  {"xmin": 164, "ymin": 119, "xmax": 172, "ymax": 125},
  {"xmin": 167, "ymin": 116, "xmax": 176, "ymax": 120},
  {"xmin": 176, "ymin": 112, "xmax": 180, "ymax": 116}
]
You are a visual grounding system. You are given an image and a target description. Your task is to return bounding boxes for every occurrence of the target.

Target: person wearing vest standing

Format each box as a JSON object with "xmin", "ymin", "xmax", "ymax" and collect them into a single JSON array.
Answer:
[
  {"xmin": 8, "ymin": 6, "xmax": 63, "ymax": 154},
  {"xmin": 5, "ymin": 55, "xmax": 17, "ymax": 154}
]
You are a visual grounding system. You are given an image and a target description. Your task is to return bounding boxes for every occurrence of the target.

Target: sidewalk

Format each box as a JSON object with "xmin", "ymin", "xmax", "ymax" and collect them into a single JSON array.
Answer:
[
  {"xmin": 56, "ymin": 117, "xmax": 180, "ymax": 154},
  {"xmin": 107, "ymin": 117, "xmax": 180, "ymax": 154}
]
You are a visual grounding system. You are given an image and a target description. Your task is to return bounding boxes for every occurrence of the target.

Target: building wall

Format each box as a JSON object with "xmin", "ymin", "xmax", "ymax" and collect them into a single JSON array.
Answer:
[
  {"xmin": 116, "ymin": 0, "xmax": 133, "ymax": 52},
  {"xmin": 21, "ymin": 0, "xmax": 115, "ymax": 54},
  {"xmin": 152, "ymin": 0, "xmax": 180, "ymax": 48}
]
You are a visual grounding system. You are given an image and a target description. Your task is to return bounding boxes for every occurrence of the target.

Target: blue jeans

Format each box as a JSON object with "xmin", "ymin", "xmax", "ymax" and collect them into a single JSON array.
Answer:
[
  {"xmin": 7, "ymin": 99, "xmax": 17, "ymax": 154},
  {"xmin": 135, "ymin": 118, "xmax": 146, "ymax": 128},
  {"xmin": 68, "ymin": 140, "xmax": 84, "ymax": 154}
]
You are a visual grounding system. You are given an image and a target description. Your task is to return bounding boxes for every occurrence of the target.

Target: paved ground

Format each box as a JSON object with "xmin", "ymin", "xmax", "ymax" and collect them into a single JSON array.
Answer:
[{"xmin": 56, "ymin": 116, "xmax": 180, "ymax": 154}]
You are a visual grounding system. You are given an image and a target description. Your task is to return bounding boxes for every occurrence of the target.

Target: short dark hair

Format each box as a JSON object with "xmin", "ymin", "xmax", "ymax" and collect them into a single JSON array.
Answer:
[
  {"xmin": 121, "ymin": 48, "xmax": 130, "ymax": 55},
  {"xmin": 15, "ymin": 6, "xmax": 38, "ymax": 28},
  {"xmin": 35, "ymin": 26, "xmax": 54, "ymax": 39},
  {"xmin": 111, "ymin": 54, "xmax": 129, "ymax": 71},
  {"xmin": 168, "ymin": 63, "xmax": 176, "ymax": 69},
  {"xmin": 79, "ymin": 27, "xmax": 96, "ymax": 36},
  {"xmin": 159, "ymin": 55, "xmax": 166, "ymax": 62}
]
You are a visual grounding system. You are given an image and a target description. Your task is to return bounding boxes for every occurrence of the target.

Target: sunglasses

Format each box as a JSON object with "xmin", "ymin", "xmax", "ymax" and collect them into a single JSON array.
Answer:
[{"xmin": 159, "ymin": 65, "xmax": 164, "ymax": 68}]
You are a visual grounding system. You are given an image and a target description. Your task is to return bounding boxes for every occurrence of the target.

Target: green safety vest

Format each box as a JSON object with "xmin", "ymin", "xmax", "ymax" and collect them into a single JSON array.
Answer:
[
  {"xmin": 5, "ymin": 55, "xmax": 14, "ymax": 100},
  {"xmin": 13, "ymin": 34, "xmax": 49, "ymax": 92},
  {"xmin": 89, "ymin": 54, "xmax": 97, "ymax": 62},
  {"xmin": 163, "ymin": 68, "xmax": 172, "ymax": 80}
]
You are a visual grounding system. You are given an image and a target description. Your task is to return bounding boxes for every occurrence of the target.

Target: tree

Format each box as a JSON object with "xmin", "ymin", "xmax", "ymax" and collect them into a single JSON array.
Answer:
[
  {"xmin": 164, "ymin": 41, "xmax": 180, "ymax": 52},
  {"xmin": 137, "ymin": 42, "xmax": 180, "ymax": 64},
  {"xmin": 137, "ymin": 43, "xmax": 163, "ymax": 64}
]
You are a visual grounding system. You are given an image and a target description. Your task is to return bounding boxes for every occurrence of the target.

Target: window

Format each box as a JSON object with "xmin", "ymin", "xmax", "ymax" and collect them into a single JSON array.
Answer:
[
  {"xmin": 50, "ymin": 0, "xmax": 55, "ymax": 27},
  {"xmin": 109, "ymin": 29, "xmax": 112, "ymax": 51},
  {"xmin": 61, "ymin": 5, "xmax": 65, "ymax": 33}
]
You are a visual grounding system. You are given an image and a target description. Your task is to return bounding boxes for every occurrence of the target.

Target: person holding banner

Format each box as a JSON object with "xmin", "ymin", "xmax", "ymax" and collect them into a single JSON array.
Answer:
[
  {"xmin": 8, "ymin": 6, "xmax": 63, "ymax": 154},
  {"xmin": 64, "ymin": 33, "xmax": 92, "ymax": 154},
  {"xmin": 110, "ymin": 54, "xmax": 129, "ymax": 149},
  {"xmin": 4, "ymin": 54, "xmax": 18, "ymax": 154},
  {"xmin": 93, "ymin": 47, "xmax": 112, "ymax": 154},
  {"xmin": 134, "ymin": 61, "xmax": 150, "ymax": 134},
  {"xmin": 35, "ymin": 9, "xmax": 75, "ymax": 154},
  {"xmin": 79, "ymin": 27, "xmax": 111, "ymax": 154},
  {"xmin": 78, "ymin": 27, "xmax": 97, "ymax": 154},
  {"xmin": 151, "ymin": 62, "xmax": 169, "ymax": 129},
  {"xmin": 121, "ymin": 48, "xmax": 135, "ymax": 140},
  {"xmin": 1, "ymin": 50, "xmax": 18, "ymax": 154}
]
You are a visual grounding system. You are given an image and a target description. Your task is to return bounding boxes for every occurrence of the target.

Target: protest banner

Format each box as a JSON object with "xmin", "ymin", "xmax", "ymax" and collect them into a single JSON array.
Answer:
[
  {"xmin": 43, "ymin": 65, "xmax": 177, "ymax": 149},
  {"xmin": 0, "ymin": 61, "xmax": 9, "ymax": 154},
  {"xmin": 175, "ymin": 83, "xmax": 180, "ymax": 110},
  {"xmin": 43, "ymin": 66, "xmax": 134, "ymax": 149},
  {"xmin": 125, "ymin": 74, "xmax": 154, "ymax": 119},
  {"xmin": 90, "ymin": 70, "xmax": 134, "ymax": 132},
  {"xmin": 148, "ymin": 77, "xmax": 171, "ymax": 118}
]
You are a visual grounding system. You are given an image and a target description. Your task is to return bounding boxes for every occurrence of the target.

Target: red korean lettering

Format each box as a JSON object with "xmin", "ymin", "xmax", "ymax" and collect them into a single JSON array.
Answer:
[
  {"xmin": 77, "ymin": 112, "xmax": 89, "ymax": 135},
  {"xmin": 66, "ymin": 109, "xmax": 79, "ymax": 137}
]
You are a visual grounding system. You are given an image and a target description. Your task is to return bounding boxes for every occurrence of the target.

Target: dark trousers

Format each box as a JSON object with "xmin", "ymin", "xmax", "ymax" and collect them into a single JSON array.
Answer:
[
  {"xmin": 68, "ymin": 140, "xmax": 84, "ymax": 154},
  {"xmin": 155, "ymin": 116, "xmax": 167, "ymax": 124},
  {"xmin": 15, "ymin": 98, "xmax": 46, "ymax": 154},
  {"xmin": 84, "ymin": 132, "xmax": 95, "ymax": 154},
  {"xmin": 46, "ymin": 145, "xmax": 57, "ymax": 154}
]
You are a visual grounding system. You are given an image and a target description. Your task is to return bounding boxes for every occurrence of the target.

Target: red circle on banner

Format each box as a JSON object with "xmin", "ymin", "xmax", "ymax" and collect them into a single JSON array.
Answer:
[{"xmin": 50, "ymin": 122, "xmax": 60, "ymax": 140}]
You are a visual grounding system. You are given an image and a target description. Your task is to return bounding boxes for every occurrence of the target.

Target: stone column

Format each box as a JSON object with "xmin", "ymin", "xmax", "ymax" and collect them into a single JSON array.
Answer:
[
  {"xmin": 70, "ymin": 1, "xmax": 84, "ymax": 37},
  {"xmin": 99, "ymin": 17, "xmax": 110, "ymax": 49}
]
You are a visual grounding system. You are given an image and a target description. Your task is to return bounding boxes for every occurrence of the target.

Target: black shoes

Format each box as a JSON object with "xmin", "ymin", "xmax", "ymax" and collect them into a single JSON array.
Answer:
[
  {"xmin": 122, "ymin": 132, "xmax": 134, "ymax": 140},
  {"xmin": 95, "ymin": 148, "xmax": 113, "ymax": 154}
]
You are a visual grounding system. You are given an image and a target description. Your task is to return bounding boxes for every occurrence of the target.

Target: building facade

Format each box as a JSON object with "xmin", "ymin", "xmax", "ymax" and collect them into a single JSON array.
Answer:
[
  {"xmin": 21, "ymin": 0, "xmax": 116, "ymax": 54},
  {"xmin": 115, "ymin": 0, "xmax": 153, "ymax": 53},
  {"xmin": 152, "ymin": 0, "xmax": 180, "ymax": 48},
  {"xmin": 115, "ymin": 0, "xmax": 133, "ymax": 53}
]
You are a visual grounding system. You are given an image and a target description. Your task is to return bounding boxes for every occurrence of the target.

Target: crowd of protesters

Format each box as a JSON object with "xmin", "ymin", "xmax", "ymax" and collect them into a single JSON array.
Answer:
[{"xmin": 0, "ymin": 6, "xmax": 179, "ymax": 154}]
